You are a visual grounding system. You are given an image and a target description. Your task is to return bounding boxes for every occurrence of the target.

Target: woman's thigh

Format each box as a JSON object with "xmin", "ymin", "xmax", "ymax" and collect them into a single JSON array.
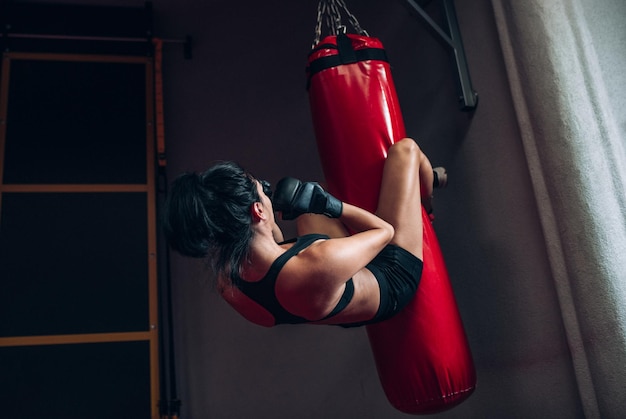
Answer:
[{"xmin": 376, "ymin": 138, "xmax": 432, "ymax": 261}]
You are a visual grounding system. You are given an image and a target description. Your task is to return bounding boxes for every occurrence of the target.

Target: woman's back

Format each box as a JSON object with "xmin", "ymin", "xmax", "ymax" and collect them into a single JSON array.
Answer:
[{"xmin": 219, "ymin": 233, "xmax": 382, "ymax": 327}]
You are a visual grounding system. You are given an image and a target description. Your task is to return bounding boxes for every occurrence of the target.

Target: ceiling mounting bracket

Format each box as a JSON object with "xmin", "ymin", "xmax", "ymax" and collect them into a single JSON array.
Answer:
[{"xmin": 404, "ymin": 0, "xmax": 478, "ymax": 111}]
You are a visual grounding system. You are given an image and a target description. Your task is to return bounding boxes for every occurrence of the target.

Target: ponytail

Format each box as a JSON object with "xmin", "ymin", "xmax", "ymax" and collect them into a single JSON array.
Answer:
[{"xmin": 162, "ymin": 161, "xmax": 259, "ymax": 281}]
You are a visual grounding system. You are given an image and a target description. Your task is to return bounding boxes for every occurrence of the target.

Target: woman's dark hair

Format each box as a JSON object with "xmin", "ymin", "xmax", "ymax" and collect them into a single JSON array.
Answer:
[{"xmin": 162, "ymin": 161, "xmax": 260, "ymax": 281}]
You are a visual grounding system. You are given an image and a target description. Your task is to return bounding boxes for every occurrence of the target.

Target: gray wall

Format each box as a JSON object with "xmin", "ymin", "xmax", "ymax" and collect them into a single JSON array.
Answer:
[{"xmin": 159, "ymin": 1, "xmax": 579, "ymax": 418}]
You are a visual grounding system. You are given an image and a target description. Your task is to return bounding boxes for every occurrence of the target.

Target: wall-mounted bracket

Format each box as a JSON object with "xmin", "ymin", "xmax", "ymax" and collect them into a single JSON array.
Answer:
[{"xmin": 404, "ymin": 0, "xmax": 478, "ymax": 111}]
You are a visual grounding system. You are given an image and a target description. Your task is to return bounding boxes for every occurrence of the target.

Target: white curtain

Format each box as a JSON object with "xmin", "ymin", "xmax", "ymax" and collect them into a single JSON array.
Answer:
[{"xmin": 490, "ymin": 0, "xmax": 626, "ymax": 417}]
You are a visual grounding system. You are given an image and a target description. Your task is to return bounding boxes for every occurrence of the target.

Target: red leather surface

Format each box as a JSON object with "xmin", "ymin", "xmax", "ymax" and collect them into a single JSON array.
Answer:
[{"xmin": 308, "ymin": 34, "xmax": 476, "ymax": 414}]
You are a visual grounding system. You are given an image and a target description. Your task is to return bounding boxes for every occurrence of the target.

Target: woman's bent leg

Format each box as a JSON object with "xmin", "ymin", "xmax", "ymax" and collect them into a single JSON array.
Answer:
[{"xmin": 375, "ymin": 138, "xmax": 434, "ymax": 261}]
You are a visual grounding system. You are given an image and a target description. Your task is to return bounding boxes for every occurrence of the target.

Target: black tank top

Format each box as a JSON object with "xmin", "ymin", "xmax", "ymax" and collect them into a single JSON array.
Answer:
[{"xmin": 235, "ymin": 234, "xmax": 355, "ymax": 325}]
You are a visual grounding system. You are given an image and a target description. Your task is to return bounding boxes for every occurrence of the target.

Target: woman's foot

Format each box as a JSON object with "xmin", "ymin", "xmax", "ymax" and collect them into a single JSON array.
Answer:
[
  {"xmin": 423, "ymin": 167, "xmax": 447, "ymax": 215},
  {"xmin": 433, "ymin": 167, "xmax": 447, "ymax": 189}
]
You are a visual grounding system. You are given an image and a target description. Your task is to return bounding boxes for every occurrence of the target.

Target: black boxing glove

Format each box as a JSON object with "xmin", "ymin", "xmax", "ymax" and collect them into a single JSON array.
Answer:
[{"xmin": 273, "ymin": 177, "xmax": 343, "ymax": 220}]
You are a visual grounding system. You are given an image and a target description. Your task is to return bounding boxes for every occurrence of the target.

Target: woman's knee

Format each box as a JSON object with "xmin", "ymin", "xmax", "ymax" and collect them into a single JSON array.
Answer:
[{"xmin": 388, "ymin": 138, "xmax": 422, "ymax": 165}]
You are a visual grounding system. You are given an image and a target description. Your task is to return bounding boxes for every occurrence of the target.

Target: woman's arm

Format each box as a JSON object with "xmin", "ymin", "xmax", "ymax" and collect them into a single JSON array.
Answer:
[
  {"xmin": 338, "ymin": 202, "xmax": 394, "ymax": 239},
  {"xmin": 307, "ymin": 202, "xmax": 393, "ymax": 282},
  {"xmin": 273, "ymin": 178, "xmax": 393, "ymax": 293},
  {"xmin": 280, "ymin": 203, "xmax": 392, "ymax": 319}
]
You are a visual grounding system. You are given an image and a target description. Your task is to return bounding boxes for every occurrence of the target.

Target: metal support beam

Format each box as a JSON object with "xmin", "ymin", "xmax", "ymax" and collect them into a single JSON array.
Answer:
[
  {"xmin": 404, "ymin": 0, "xmax": 478, "ymax": 111},
  {"xmin": 0, "ymin": 1, "xmax": 192, "ymax": 59},
  {"xmin": 0, "ymin": 33, "xmax": 192, "ymax": 58}
]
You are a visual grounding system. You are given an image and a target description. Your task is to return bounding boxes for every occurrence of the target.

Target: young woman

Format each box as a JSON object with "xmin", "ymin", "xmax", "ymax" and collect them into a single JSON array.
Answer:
[{"xmin": 163, "ymin": 138, "xmax": 438, "ymax": 327}]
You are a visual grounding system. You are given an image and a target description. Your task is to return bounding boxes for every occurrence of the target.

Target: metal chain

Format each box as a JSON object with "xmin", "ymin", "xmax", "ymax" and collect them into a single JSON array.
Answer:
[
  {"xmin": 312, "ymin": 1, "xmax": 324, "ymax": 47},
  {"xmin": 311, "ymin": 0, "xmax": 369, "ymax": 48},
  {"xmin": 328, "ymin": 0, "xmax": 343, "ymax": 35},
  {"xmin": 336, "ymin": 0, "xmax": 368, "ymax": 37}
]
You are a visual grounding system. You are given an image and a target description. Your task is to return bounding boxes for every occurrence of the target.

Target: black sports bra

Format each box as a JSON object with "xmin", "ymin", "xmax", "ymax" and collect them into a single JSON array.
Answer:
[{"xmin": 235, "ymin": 234, "xmax": 355, "ymax": 325}]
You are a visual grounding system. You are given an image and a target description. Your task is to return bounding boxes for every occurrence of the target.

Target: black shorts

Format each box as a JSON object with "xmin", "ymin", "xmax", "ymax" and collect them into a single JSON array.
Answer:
[{"xmin": 339, "ymin": 244, "xmax": 423, "ymax": 328}]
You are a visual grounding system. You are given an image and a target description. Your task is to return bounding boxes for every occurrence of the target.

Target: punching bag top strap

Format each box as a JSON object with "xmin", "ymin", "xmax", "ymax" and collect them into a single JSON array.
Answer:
[
  {"xmin": 337, "ymin": 32, "xmax": 357, "ymax": 64},
  {"xmin": 306, "ymin": 34, "xmax": 388, "ymax": 88}
]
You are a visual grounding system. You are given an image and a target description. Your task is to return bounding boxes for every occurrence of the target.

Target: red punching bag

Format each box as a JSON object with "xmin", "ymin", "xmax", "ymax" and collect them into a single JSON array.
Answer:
[{"xmin": 306, "ymin": 3, "xmax": 476, "ymax": 415}]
